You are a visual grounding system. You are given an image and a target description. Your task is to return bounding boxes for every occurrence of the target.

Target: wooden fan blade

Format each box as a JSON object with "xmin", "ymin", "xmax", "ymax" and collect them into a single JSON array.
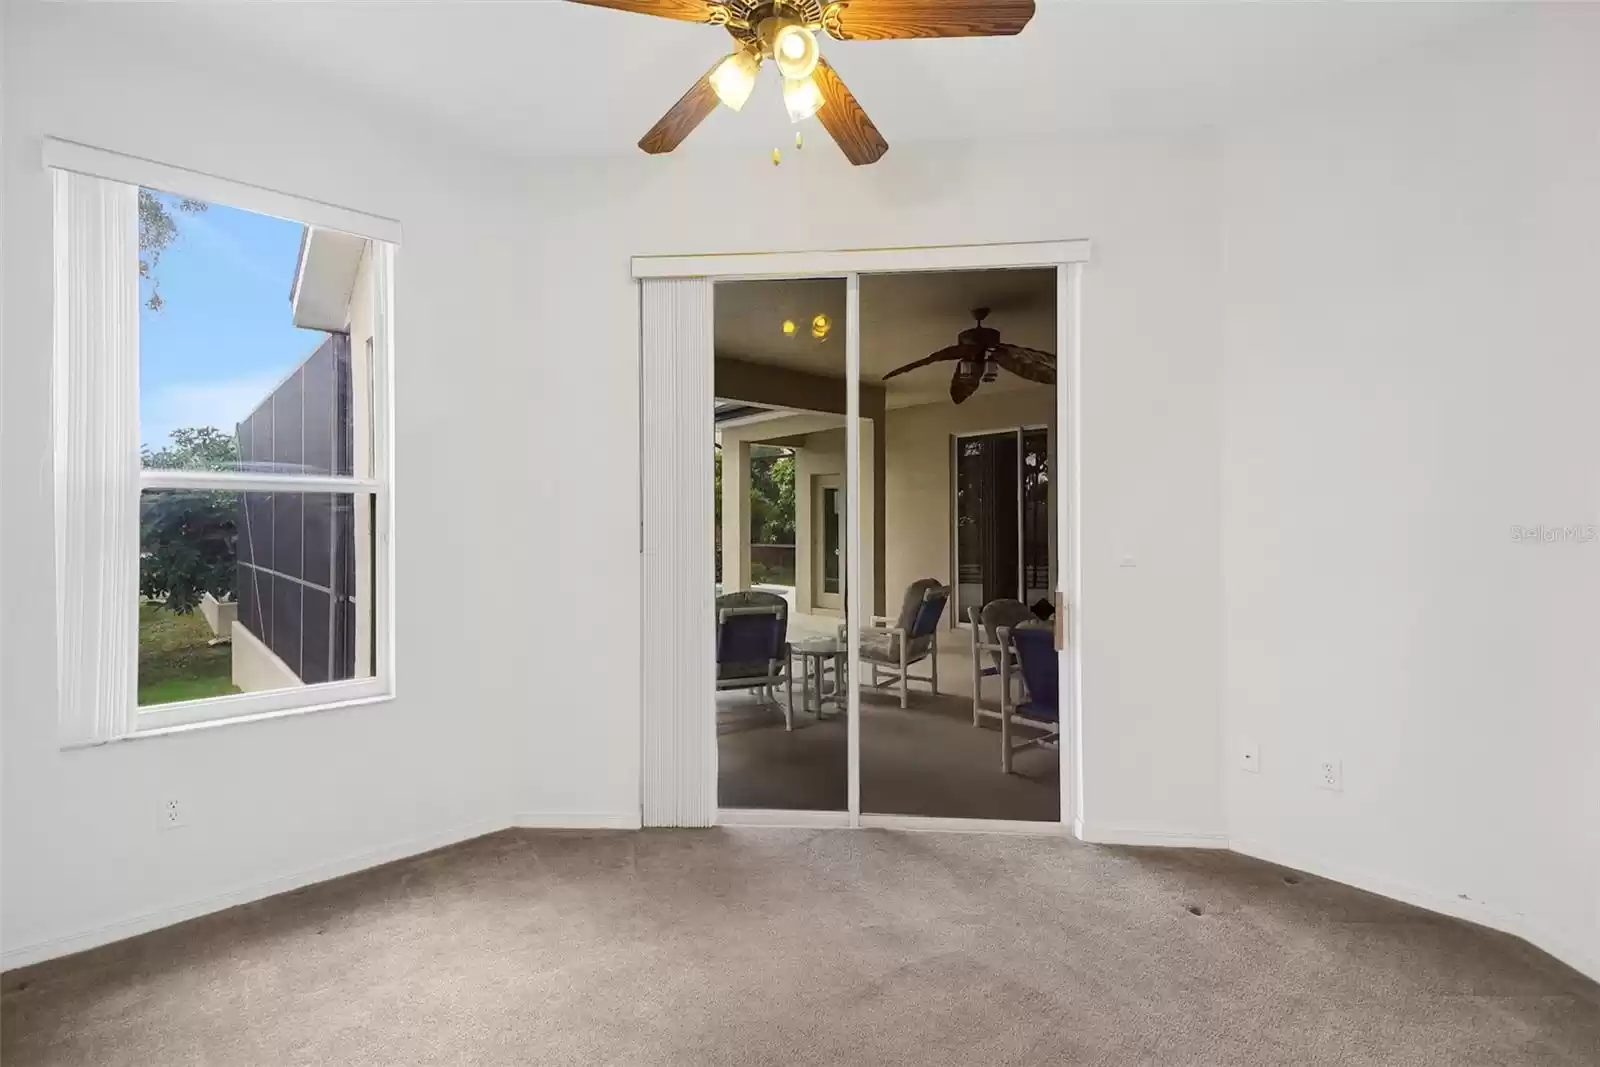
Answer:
[
  {"xmin": 566, "ymin": 0, "xmax": 726, "ymax": 24},
  {"xmin": 882, "ymin": 344, "xmax": 976, "ymax": 380},
  {"xmin": 812, "ymin": 58, "xmax": 888, "ymax": 166},
  {"xmin": 992, "ymin": 343, "xmax": 1056, "ymax": 384},
  {"xmin": 822, "ymin": 0, "xmax": 1035, "ymax": 41},
  {"xmin": 951, "ymin": 363, "xmax": 982, "ymax": 404},
  {"xmin": 638, "ymin": 61, "xmax": 722, "ymax": 155}
]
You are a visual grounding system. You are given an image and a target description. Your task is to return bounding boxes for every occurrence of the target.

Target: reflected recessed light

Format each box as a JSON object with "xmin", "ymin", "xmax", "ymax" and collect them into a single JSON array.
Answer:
[
  {"xmin": 782, "ymin": 319, "xmax": 797, "ymax": 336},
  {"xmin": 811, "ymin": 313, "xmax": 831, "ymax": 340}
]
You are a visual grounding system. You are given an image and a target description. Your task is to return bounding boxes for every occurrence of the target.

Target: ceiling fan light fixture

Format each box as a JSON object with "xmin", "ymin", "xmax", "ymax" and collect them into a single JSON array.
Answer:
[
  {"xmin": 783, "ymin": 75, "xmax": 824, "ymax": 124},
  {"xmin": 770, "ymin": 22, "xmax": 820, "ymax": 81},
  {"xmin": 709, "ymin": 49, "xmax": 760, "ymax": 112}
]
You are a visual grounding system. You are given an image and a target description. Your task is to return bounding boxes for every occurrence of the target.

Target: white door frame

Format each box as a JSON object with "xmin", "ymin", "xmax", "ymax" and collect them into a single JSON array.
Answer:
[{"xmin": 635, "ymin": 240, "xmax": 1090, "ymax": 833}]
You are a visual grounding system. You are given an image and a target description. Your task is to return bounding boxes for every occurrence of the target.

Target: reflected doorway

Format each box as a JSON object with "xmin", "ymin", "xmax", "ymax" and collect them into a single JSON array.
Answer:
[
  {"xmin": 954, "ymin": 427, "xmax": 1051, "ymax": 624},
  {"xmin": 813, "ymin": 475, "xmax": 845, "ymax": 612}
]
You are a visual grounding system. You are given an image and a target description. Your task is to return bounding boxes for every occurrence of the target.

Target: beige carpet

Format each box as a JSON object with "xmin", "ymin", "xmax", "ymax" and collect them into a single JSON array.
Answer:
[{"xmin": 4, "ymin": 829, "xmax": 1597, "ymax": 1066}]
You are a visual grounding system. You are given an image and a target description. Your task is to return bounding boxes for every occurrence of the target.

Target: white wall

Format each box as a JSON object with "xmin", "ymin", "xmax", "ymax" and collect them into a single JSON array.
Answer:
[
  {"xmin": 0, "ymin": 3, "xmax": 538, "ymax": 965},
  {"xmin": 517, "ymin": 134, "xmax": 1227, "ymax": 841},
  {"xmin": 1219, "ymin": 7, "xmax": 1600, "ymax": 979}
]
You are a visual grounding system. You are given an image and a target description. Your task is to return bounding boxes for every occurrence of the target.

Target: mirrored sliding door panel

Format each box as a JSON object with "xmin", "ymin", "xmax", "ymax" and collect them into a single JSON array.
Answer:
[
  {"xmin": 856, "ymin": 269, "xmax": 1062, "ymax": 820},
  {"xmin": 713, "ymin": 277, "xmax": 849, "ymax": 813}
]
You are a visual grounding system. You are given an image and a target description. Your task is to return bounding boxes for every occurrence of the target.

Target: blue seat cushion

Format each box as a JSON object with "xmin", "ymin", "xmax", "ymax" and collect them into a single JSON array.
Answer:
[{"xmin": 1015, "ymin": 700, "xmax": 1060, "ymax": 724}]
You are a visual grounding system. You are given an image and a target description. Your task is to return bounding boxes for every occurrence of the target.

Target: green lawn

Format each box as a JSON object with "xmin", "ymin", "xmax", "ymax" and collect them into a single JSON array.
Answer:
[{"xmin": 139, "ymin": 601, "xmax": 239, "ymax": 706}]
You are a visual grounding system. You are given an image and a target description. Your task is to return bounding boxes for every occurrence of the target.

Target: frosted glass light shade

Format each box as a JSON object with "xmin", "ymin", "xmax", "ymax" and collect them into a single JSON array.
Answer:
[
  {"xmin": 772, "ymin": 24, "xmax": 819, "ymax": 81},
  {"xmin": 783, "ymin": 76, "xmax": 824, "ymax": 123},
  {"xmin": 710, "ymin": 51, "xmax": 760, "ymax": 112}
]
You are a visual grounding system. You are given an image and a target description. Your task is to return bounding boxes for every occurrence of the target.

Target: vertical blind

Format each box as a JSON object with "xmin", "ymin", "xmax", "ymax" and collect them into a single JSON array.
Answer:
[
  {"xmin": 639, "ymin": 277, "xmax": 716, "ymax": 827},
  {"xmin": 53, "ymin": 170, "xmax": 140, "ymax": 747}
]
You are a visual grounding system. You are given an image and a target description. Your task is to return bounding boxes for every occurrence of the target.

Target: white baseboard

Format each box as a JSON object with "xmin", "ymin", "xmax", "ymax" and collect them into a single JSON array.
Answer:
[
  {"xmin": 1, "ymin": 816, "xmax": 506, "ymax": 972},
  {"xmin": 1075, "ymin": 821, "xmax": 1230, "ymax": 849},
  {"xmin": 512, "ymin": 811, "xmax": 642, "ymax": 831},
  {"xmin": 1230, "ymin": 837, "xmax": 1599, "ymax": 984}
]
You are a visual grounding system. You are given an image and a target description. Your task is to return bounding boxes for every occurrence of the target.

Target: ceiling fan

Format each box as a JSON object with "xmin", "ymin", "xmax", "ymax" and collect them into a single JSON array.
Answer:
[
  {"xmin": 881, "ymin": 307, "xmax": 1055, "ymax": 404},
  {"xmin": 567, "ymin": 0, "xmax": 1037, "ymax": 165}
]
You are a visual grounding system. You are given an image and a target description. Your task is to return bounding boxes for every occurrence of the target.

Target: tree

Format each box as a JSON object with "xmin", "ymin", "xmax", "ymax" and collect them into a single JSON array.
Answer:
[
  {"xmin": 140, "ymin": 426, "xmax": 239, "ymax": 614},
  {"xmin": 139, "ymin": 188, "xmax": 207, "ymax": 311},
  {"xmin": 140, "ymin": 489, "xmax": 237, "ymax": 614},
  {"xmin": 750, "ymin": 451, "xmax": 795, "ymax": 544},
  {"xmin": 768, "ymin": 455, "xmax": 795, "ymax": 542},
  {"xmin": 141, "ymin": 425, "xmax": 238, "ymax": 472}
]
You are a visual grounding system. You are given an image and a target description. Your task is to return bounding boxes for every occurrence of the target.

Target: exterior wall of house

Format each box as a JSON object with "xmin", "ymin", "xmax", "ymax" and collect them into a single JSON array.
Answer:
[
  {"xmin": 230, "ymin": 617, "xmax": 302, "ymax": 693},
  {"xmin": 234, "ymin": 333, "xmax": 355, "ymax": 689},
  {"xmin": 232, "ymin": 242, "xmax": 376, "ymax": 693}
]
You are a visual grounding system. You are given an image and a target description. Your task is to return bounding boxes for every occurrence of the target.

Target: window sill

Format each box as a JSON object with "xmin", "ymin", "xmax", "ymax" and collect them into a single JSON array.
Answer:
[
  {"xmin": 133, "ymin": 688, "xmax": 395, "ymax": 740},
  {"xmin": 62, "ymin": 687, "xmax": 396, "ymax": 749}
]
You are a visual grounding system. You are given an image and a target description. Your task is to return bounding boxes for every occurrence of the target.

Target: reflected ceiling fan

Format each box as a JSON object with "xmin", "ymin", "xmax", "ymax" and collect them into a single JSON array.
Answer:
[
  {"xmin": 882, "ymin": 308, "xmax": 1055, "ymax": 404},
  {"xmin": 567, "ymin": 0, "xmax": 1037, "ymax": 165}
]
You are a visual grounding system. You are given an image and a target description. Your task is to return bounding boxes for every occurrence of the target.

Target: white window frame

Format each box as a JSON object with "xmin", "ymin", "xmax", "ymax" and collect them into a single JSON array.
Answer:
[{"xmin": 47, "ymin": 139, "xmax": 400, "ymax": 743}]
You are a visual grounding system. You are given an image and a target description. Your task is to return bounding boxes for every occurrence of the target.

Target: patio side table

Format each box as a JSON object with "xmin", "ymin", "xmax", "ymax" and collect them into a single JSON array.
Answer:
[{"xmin": 789, "ymin": 638, "xmax": 847, "ymax": 721}]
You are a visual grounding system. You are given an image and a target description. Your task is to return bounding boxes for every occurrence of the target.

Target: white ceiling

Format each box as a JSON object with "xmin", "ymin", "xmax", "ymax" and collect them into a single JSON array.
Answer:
[
  {"xmin": 717, "ymin": 269, "xmax": 1056, "ymax": 407},
  {"xmin": 166, "ymin": 0, "xmax": 1494, "ymax": 160}
]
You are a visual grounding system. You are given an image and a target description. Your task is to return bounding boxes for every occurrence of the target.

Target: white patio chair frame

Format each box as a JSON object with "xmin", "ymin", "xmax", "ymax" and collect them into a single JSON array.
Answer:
[{"xmin": 854, "ymin": 583, "xmax": 951, "ymax": 709}]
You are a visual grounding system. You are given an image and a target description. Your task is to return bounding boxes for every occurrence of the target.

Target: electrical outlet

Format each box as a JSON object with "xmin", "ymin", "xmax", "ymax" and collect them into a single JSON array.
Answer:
[
  {"xmin": 160, "ymin": 797, "xmax": 186, "ymax": 829},
  {"xmin": 1239, "ymin": 741, "xmax": 1260, "ymax": 773},
  {"xmin": 1317, "ymin": 759, "xmax": 1343, "ymax": 792}
]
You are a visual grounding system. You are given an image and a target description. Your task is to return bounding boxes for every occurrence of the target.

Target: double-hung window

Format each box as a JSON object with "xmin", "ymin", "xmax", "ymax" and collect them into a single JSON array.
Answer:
[{"xmin": 49, "ymin": 141, "xmax": 398, "ymax": 743}]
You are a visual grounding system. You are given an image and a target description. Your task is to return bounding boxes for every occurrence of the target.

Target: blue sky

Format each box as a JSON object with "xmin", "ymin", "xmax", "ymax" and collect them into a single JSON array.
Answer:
[{"xmin": 139, "ymin": 194, "xmax": 327, "ymax": 451}]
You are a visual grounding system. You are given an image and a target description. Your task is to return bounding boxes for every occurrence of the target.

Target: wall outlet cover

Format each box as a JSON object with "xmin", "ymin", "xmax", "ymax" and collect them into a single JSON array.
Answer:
[
  {"xmin": 1239, "ymin": 741, "xmax": 1261, "ymax": 773},
  {"xmin": 160, "ymin": 797, "xmax": 187, "ymax": 829},
  {"xmin": 1318, "ymin": 759, "xmax": 1343, "ymax": 792}
]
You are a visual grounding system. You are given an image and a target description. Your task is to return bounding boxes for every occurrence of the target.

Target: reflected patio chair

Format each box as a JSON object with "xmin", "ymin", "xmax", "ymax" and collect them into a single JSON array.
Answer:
[
  {"xmin": 996, "ymin": 622, "xmax": 1061, "ymax": 773},
  {"xmin": 857, "ymin": 578, "xmax": 951, "ymax": 709},
  {"xmin": 715, "ymin": 590, "xmax": 794, "ymax": 729},
  {"xmin": 969, "ymin": 597, "xmax": 1034, "ymax": 728}
]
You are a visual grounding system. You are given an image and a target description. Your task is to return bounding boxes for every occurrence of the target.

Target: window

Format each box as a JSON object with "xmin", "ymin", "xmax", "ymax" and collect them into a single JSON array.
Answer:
[{"xmin": 49, "ymin": 141, "xmax": 397, "ymax": 743}]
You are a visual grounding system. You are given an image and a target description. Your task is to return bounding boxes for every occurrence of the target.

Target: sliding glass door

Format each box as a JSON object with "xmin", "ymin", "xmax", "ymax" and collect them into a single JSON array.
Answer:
[{"xmin": 642, "ymin": 243, "xmax": 1086, "ymax": 831}]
